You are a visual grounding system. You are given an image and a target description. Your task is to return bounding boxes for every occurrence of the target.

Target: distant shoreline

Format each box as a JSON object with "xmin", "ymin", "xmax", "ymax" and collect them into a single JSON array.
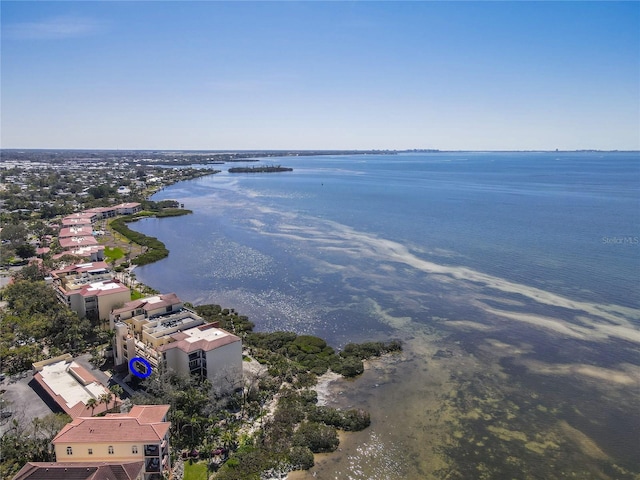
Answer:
[
  {"xmin": 229, "ymin": 165, "xmax": 293, "ymax": 173},
  {"xmin": 3, "ymin": 148, "xmax": 638, "ymax": 155}
]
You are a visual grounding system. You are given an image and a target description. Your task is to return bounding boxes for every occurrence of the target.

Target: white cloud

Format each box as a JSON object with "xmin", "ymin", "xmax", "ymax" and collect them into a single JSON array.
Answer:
[{"xmin": 4, "ymin": 14, "xmax": 103, "ymax": 40}]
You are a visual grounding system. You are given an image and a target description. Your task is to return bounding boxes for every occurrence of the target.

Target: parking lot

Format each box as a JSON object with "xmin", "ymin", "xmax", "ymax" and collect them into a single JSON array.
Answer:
[
  {"xmin": 0, "ymin": 352, "xmax": 137, "ymax": 437},
  {"xmin": 0, "ymin": 370, "xmax": 57, "ymax": 436}
]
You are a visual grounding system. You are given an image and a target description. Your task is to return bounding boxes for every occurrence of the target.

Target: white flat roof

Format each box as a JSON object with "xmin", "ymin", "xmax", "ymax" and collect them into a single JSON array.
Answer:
[
  {"xmin": 38, "ymin": 361, "xmax": 108, "ymax": 409},
  {"xmin": 86, "ymin": 281, "xmax": 123, "ymax": 292},
  {"xmin": 183, "ymin": 326, "xmax": 231, "ymax": 343}
]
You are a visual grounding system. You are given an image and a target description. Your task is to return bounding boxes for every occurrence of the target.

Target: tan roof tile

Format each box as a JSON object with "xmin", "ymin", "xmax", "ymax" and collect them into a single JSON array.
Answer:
[
  {"xmin": 53, "ymin": 406, "xmax": 171, "ymax": 444},
  {"xmin": 12, "ymin": 461, "xmax": 144, "ymax": 480}
]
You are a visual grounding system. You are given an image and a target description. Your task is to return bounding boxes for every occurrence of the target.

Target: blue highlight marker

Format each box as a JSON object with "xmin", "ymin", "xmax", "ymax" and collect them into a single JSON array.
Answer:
[{"xmin": 129, "ymin": 357, "xmax": 152, "ymax": 379}]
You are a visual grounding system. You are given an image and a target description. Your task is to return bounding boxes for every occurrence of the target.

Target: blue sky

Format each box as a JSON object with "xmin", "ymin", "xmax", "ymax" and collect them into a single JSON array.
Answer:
[{"xmin": 1, "ymin": 1, "xmax": 638, "ymax": 150}]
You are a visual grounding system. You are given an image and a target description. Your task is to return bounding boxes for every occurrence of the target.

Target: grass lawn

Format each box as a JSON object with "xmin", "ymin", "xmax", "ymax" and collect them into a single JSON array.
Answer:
[
  {"xmin": 131, "ymin": 289, "xmax": 144, "ymax": 300},
  {"xmin": 104, "ymin": 246, "xmax": 124, "ymax": 263},
  {"xmin": 183, "ymin": 461, "xmax": 208, "ymax": 480}
]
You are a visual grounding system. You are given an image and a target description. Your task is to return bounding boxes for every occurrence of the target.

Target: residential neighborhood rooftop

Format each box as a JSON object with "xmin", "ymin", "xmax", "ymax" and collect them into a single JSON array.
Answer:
[
  {"xmin": 158, "ymin": 323, "xmax": 241, "ymax": 354},
  {"xmin": 111, "ymin": 293, "xmax": 181, "ymax": 317},
  {"xmin": 32, "ymin": 355, "xmax": 115, "ymax": 418},
  {"xmin": 52, "ymin": 261, "xmax": 110, "ymax": 276},
  {"xmin": 80, "ymin": 280, "xmax": 130, "ymax": 297},
  {"xmin": 53, "ymin": 405, "xmax": 171, "ymax": 444},
  {"xmin": 59, "ymin": 226, "xmax": 94, "ymax": 238},
  {"xmin": 59, "ymin": 236, "xmax": 99, "ymax": 249},
  {"xmin": 12, "ymin": 461, "xmax": 145, "ymax": 480}
]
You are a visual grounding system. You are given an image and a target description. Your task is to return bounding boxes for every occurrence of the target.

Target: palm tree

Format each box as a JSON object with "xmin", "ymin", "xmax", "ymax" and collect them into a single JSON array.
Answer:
[
  {"xmin": 86, "ymin": 398, "xmax": 98, "ymax": 416},
  {"xmin": 100, "ymin": 392, "xmax": 113, "ymax": 413},
  {"xmin": 171, "ymin": 409, "xmax": 186, "ymax": 435},
  {"xmin": 109, "ymin": 385, "xmax": 123, "ymax": 411}
]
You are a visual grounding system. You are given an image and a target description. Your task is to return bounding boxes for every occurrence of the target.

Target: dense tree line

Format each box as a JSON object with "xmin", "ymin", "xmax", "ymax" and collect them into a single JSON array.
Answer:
[
  {"xmin": 0, "ymin": 412, "xmax": 71, "ymax": 479},
  {"xmin": 188, "ymin": 303, "xmax": 400, "ymax": 477},
  {"xmin": 129, "ymin": 349, "xmax": 374, "ymax": 480},
  {"xmin": 108, "ymin": 207, "xmax": 192, "ymax": 266},
  {"xmin": 0, "ymin": 279, "xmax": 111, "ymax": 374},
  {"xmin": 194, "ymin": 304, "xmax": 401, "ymax": 378},
  {"xmin": 109, "ymin": 217, "xmax": 169, "ymax": 266}
]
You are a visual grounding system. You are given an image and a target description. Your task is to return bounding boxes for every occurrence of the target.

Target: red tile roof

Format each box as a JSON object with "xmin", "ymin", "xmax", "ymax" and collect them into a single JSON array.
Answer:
[
  {"xmin": 69, "ymin": 364, "xmax": 96, "ymax": 385},
  {"xmin": 59, "ymin": 236, "xmax": 99, "ymax": 249},
  {"xmin": 52, "ymin": 262, "xmax": 110, "ymax": 276},
  {"xmin": 115, "ymin": 202, "xmax": 141, "ymax": 209},
  {"xmin": 63, "ymin": 213, "xmax": 95, "ymax": 221},
  {"xmin": 53, "ymin": 406, "xmax": 171, "ymax": 444},
  {"xmin": 59, "ymin": 226, "xmax": 94, "ymax": 238},
  {"xmin": 85, "ymin": 207, "xmax": 117, "ymax": 214},
  {"xmin": 111, "ymin": 293, "xmax": 181, "ymax": 316},
  {"xmin": 127, "ymin": 405, "xmax": 170, "ymax": 423},
  {"xmin": 12, "ymin": 461, "xmax": 144, "ymax": 480}
]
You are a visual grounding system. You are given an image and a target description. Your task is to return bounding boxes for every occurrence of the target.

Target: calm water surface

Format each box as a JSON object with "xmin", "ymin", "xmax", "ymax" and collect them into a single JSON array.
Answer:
[{"xmin": 134, "ymin": 152, "xmax": 640, "ymax": 479}]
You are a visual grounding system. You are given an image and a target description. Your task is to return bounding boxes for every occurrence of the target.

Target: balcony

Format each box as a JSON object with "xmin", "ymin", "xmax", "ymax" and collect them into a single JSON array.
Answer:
[
  {"xmin": 144, "ymin": 445, "xmax": 159, "ymax": 456},
  {"xmin": 145, "ymin": 458, "xmax": 160, "ymax": 472}
]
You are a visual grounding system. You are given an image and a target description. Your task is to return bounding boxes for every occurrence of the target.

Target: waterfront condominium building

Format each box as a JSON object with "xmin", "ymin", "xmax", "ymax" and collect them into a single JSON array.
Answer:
[
  {"xmin": 52, "ymin": 405, "xmax": 171, "ymax": 480},
  {"xmin": 111, "ymin": 294, "xmax": 243, "ymax": 393},
  {"xmin": 50, "ymin": 262, "xmax": 130, "ymax": 321}
]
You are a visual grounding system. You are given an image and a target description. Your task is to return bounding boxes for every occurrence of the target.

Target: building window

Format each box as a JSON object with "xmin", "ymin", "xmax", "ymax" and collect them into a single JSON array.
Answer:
[
  {"xmin": 108, "ymin": 446, "xmax": 114, "ymax": 454},
  {"xmin": 67, "ymin": 446, "xmax": 72, "ymax": 455},
  {"xmin": 132, "ymin": 445, "xmax": 138, "ymax": 454},
  {"xmin": 88, "ymin": 448, "xmax": 93, "ymax": 455}
]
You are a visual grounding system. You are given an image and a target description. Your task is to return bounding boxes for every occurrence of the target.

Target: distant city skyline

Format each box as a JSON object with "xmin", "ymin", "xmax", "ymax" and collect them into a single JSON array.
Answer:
[{"xmin": 2, "ymin": 1, "xmax": 639, "ymax": 151}]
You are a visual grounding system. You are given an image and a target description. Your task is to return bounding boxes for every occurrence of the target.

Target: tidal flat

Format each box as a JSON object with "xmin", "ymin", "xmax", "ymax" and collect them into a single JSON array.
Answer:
[{"xmin": 290, "ymin": 308, "xmax": 640, "ymax": 480}]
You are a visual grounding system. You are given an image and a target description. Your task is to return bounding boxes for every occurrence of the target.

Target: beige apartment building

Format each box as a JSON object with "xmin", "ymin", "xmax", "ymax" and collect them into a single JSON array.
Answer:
[
  {"xmin": 50, "ymin": 262, "xmax": 130, "ymax": 321},
  {"xmin": 112, "ymin": 294, "xmax": 243, "ymax": 392},
  {"xmin": 52, "ymin": 405, "xmax": 170, "ymax": 480}
]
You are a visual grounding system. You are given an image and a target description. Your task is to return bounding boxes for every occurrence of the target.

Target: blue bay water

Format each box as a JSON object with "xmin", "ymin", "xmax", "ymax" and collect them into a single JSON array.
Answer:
[
  {"xmin": 137, "ymin": 152, "xmax": 639, "ymax": 321},
  {"xmin": 133, "ymin": 152, "xmax": 640, "ymax": 478}
]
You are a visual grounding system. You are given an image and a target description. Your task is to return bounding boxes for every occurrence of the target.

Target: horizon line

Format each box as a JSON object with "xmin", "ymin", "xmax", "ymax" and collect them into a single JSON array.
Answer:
[{"xmin": 2, "ymin": 148, "xmax": 638, "ymax": 153}]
